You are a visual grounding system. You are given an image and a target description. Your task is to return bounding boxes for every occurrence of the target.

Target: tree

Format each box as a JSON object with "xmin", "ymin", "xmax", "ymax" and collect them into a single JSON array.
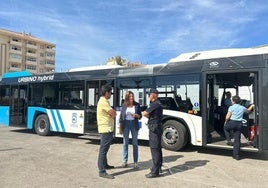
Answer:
[{"xmin": 115, "ymin": 56, "xmax": 122, "ymax": 65}]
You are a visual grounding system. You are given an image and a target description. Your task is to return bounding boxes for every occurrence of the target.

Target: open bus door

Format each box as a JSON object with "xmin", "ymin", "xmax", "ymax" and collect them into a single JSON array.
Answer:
[
  {"xmin": 205, "ymin": 71, "xmax": 258, "ymax": 152},
  {"xmin": 9, "ymin": 85, "xmax": 27, "ymax": 126},
  {"xmin": 250, "ymin": 72, "xmax": 259, "ymax": 148},
  {"xmin": 84, "ymin": 79, "xmax": 116, "ymax": 137}
]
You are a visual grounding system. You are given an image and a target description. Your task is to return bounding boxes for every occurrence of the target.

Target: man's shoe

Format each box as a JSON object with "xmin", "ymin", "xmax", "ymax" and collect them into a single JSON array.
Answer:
[
  {"xmin": 145, "ymin": 173, "xmax": 159, "ymax": 178},
  {"xmin": 150, "ymin": 167, "xmax": 162, "ymax": 173},
  {"xmin": 99, "ymin": 172, "xmax": 115, "ymax": 179},
  {"xmin": 233, "ymin": 155, "xmax": 240, "ymax": 160},
  {"xmin": 227, "ymin": 141, "xmax": 233, "ymax": 146},
  {"xmin": 105, "ymin": 164, "xmax": 115, "ymax": 169}
]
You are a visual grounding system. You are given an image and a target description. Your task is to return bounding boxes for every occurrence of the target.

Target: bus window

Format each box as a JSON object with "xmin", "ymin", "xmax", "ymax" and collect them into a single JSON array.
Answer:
[
  {"xmin": 0, "ymin": 86, "xmax": 10, "ymax": 105},
  {"xmin": 117, "ymin": 77, "xmax": 152, "ymax": 110},
  {"xmin": 119, "ymin": 88, "xmax": 145, "ymax": 106},
  {"xmin": 156, "ymin": 74, "xmax": 200, "ymax": 114},
  {"xmin": 100, "ymin": 80, "xmax": 115, "ymax": 107},
  {"xmin": 58, "ymin": 81, "xmax": 84, "ymax": 108}
]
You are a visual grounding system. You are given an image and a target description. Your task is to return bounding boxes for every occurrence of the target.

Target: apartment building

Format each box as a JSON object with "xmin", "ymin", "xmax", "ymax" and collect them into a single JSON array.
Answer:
[{"xmin": 0, "ymin": 28, "xmax": 55, "ymax": 77}]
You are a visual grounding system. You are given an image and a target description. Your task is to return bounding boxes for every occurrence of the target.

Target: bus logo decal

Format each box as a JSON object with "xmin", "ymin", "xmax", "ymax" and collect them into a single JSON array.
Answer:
[
  {"xmin": 209, "ymin": 61, "xmax": 219, "ymax": 68},
  {"xmin": 72, "ymin": 113, "xmax": 77, "ymax": 123},
  {"xmin": 17, "ymin": 74, "xmax": 55, "ymax": 83}
]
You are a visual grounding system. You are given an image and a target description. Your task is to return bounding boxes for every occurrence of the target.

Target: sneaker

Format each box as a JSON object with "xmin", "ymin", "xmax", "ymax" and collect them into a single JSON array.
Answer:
[
  {"xmin": 121, "ymin": 162, "xmax": 127, "ymax": 168},
  {"xmin": 145, "ymin": 172, "xmax": 160, "ymax": 178},
  {"xmin": 134, "ymin": 163, "xmax": 139, "ymax": 169},
  {"xmin": 99, "ymin": 172, "xmax": 115, "ymax": 179},
  {"xmin": 105, "ymin": 164, "xmax": 115, "ymax": 169}
]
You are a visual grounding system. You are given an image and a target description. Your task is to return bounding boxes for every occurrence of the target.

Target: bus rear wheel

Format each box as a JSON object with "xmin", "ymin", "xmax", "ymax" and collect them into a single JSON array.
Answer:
[
  {"xmin": 34, "ymin": 114, "xmax": 51, "ymax": 136},
  {"xmin": 161, "ymin": 120, "xmax": 188, "ymax": 151}
]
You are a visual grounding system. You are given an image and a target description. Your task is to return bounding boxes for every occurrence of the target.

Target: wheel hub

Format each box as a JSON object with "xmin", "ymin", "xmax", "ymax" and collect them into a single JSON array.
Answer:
[
  {"xmin": 39, "ymin": 120, "xmax": 47, "ymax": 132},
  {"xmin": 162, "ymin": 127, "xmax": 179, "ymax": 145}
]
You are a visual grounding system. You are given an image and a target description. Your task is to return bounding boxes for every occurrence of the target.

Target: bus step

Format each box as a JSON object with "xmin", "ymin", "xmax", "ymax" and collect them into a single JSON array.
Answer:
[{"xmin": 78, "ymin": 133, "xmax": 100, "ymax": 140}]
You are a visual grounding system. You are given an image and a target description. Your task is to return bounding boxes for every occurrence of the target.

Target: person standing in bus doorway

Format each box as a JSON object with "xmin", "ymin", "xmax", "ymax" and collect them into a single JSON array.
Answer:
[
  {"xmin": 118, "ymin": 91, "xmax": 142, "ymax": 169},
  {"xmin": 142, "ymin": 89, "xmax": 163, "ymax": 178},
  {"xmin": 97, "ymin": 85, "xmax": 117, "ymax": 179},
  {"xmin": 224, "ymin": 91, "xmax": 232, "ymax": 107},
  {"xmin": 224, "ymin": 95, "xmax": 254, "ymax": 160}
]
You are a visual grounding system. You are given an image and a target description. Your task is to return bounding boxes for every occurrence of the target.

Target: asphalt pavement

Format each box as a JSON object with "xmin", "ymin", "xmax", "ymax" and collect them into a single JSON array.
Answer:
[{"xmin": 0, "ymin": 125, "xmax": 268, "ymax": 188}]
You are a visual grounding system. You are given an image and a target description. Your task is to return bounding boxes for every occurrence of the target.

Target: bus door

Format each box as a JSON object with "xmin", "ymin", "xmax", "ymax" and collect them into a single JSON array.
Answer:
[
  {"xmin": 84, "ymin": 79, "xmax": 115, "ymax": 134},
  {"xmin": 205, "ymin": 72, "xmax": 258, "ymax": 151},
  {"xmin": 10, "ymin": 84, "xmax": 27, "ymax": 126}
]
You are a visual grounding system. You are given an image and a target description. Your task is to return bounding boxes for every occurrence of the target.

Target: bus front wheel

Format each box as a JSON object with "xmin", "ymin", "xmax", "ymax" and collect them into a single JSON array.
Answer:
[
  {"xmin": 161, "ymin": 120, "xmax": 188, "ymax": 151},
  {"xmin": 34, "ymin": 114, "xmax": 51, "ymax": 136}
]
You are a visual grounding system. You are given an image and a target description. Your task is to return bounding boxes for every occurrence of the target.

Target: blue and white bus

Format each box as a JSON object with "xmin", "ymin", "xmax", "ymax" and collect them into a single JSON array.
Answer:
[{"xmin": 1, "ymin": 45, "xmax": 268, "ymax": 153}]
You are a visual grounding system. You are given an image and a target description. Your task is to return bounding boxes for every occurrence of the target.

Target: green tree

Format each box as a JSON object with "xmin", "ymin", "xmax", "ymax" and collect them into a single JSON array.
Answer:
[{"xmin": 115, "ymin": 56, "xmax": 122, "ymax": 65}]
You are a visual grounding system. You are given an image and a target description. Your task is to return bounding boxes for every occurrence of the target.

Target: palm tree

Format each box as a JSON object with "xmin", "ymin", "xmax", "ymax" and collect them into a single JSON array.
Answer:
[{"xmin": 115, "ymin": 56, "xmax": 122, "ymax": 65}]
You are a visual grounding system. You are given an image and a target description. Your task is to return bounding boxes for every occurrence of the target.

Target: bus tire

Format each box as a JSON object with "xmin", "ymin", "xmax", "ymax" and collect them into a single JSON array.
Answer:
[
  {"xmin": 34, "ymin": 114, "xmax": 51, "ymax": 136},
  {"xmin": 161, "ymin": 120, "xmax": 188, "ymax": 151}
]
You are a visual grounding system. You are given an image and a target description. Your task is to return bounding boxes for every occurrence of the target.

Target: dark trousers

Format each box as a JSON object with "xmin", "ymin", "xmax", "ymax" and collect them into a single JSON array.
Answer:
[
  {"xmin": 224, "ymin": 120, "xmax": 242, "ymax": 156},
  {"xmin": 149, "ymin": 131, "xmax": 162, "ymax": 175},
  {"xmin": 97, "ymin": 132, "xmax": 113, "ymax": 174}
]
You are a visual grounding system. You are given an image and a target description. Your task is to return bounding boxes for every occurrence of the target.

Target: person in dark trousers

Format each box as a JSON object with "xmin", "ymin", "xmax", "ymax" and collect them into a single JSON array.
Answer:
[
  {"xmin": 97, "ymin": 85, "xmax": 117, "ymax": 179},
  {"xmin": 119, "ymin": 91, "xmax": 142, "ymax": 169},
  {"xmin": 142, "ymin": 89, "xmax": 163, "ymax": 178},
  {"xmin": 224, "ymin": 95, "xmax": 254, "ymax": 160}
]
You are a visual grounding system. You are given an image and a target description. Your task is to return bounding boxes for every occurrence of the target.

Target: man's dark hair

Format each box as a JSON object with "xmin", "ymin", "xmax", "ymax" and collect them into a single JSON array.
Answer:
[
  {"xmin": 232, "ymin": 95, "xmax": 241, "ymax": 104},
  {"xmin": 101, "ymin": 85, "xmax": 112, "ymax": 96}
]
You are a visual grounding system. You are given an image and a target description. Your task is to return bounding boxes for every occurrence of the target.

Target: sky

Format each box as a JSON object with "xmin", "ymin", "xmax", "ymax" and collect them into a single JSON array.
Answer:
[{"xmin": 1, "ymin": 0, "xmax": 268, "ymax": 72}]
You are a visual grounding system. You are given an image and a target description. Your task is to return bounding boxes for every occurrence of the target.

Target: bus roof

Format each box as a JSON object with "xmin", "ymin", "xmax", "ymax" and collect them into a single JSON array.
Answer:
[
  {"xmin": 68, "ymin": 64, "xmax": 123, "ymax": 72},
  {"xmin": 1, "ymin": 46, "xmax": 268, "ymax": 84},
  {"xmin": 2, "ymin": 71, "xmax": 32, "ymax": 79},
  {"xmin": 168, "ymin": 45, "xmax": 268, "ymax": 63}
]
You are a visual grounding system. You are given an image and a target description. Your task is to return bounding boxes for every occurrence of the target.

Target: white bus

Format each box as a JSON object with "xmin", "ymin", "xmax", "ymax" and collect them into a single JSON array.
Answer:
[{"xmin": 1, "ymin": 45, "xmax": 268, "ymax": 153}]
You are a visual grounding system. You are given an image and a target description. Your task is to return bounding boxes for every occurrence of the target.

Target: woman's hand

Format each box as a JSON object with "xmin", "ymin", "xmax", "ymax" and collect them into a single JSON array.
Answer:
[
  {"xmin": 142, "ymin": 111, "xmax": 149, "ymax": 118},
  {"xmin": 132, "ymin": 113, "xmax": 139, "ymax": 119}
]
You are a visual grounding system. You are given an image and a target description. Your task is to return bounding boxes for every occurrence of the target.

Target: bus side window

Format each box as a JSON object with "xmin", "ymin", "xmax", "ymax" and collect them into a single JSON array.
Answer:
[
  {"xmin": 178, "ymin": 98, "xmax": 193, "ymax": 112},
  {"xmin": 158, "ymin": 97, "xmax": 178, "ymax": 110},
  {"xmin": 71, "ymin": 98, "xmax": 82, "ymax": 104},
  {"xmin": 40, "ymin": 96, "xmax": 54, "ymax": 107},
  {"xmin": 175, "ymin": 94, "xmax": 182, "ymax": 104}
]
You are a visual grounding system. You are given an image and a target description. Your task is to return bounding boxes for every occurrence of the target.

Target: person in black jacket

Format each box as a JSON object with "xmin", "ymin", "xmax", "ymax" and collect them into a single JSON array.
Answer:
[
  {"xmin": 119, "ymin": 91, "xmax": 142, "ymax": 169},
  {"xmin": 142, "ymin": 89, "xmax": 163, "ymax": 178}
]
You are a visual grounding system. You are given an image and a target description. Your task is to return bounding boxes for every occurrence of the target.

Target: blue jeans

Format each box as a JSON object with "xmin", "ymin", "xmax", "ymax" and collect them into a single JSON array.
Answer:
[
  {"xmin": 122, "ymin": 120, "xmax": 139, "ymax": 163},
  {"xmin": 98, "ymin": 132, "xmax": 114, "ymax": 174}
]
